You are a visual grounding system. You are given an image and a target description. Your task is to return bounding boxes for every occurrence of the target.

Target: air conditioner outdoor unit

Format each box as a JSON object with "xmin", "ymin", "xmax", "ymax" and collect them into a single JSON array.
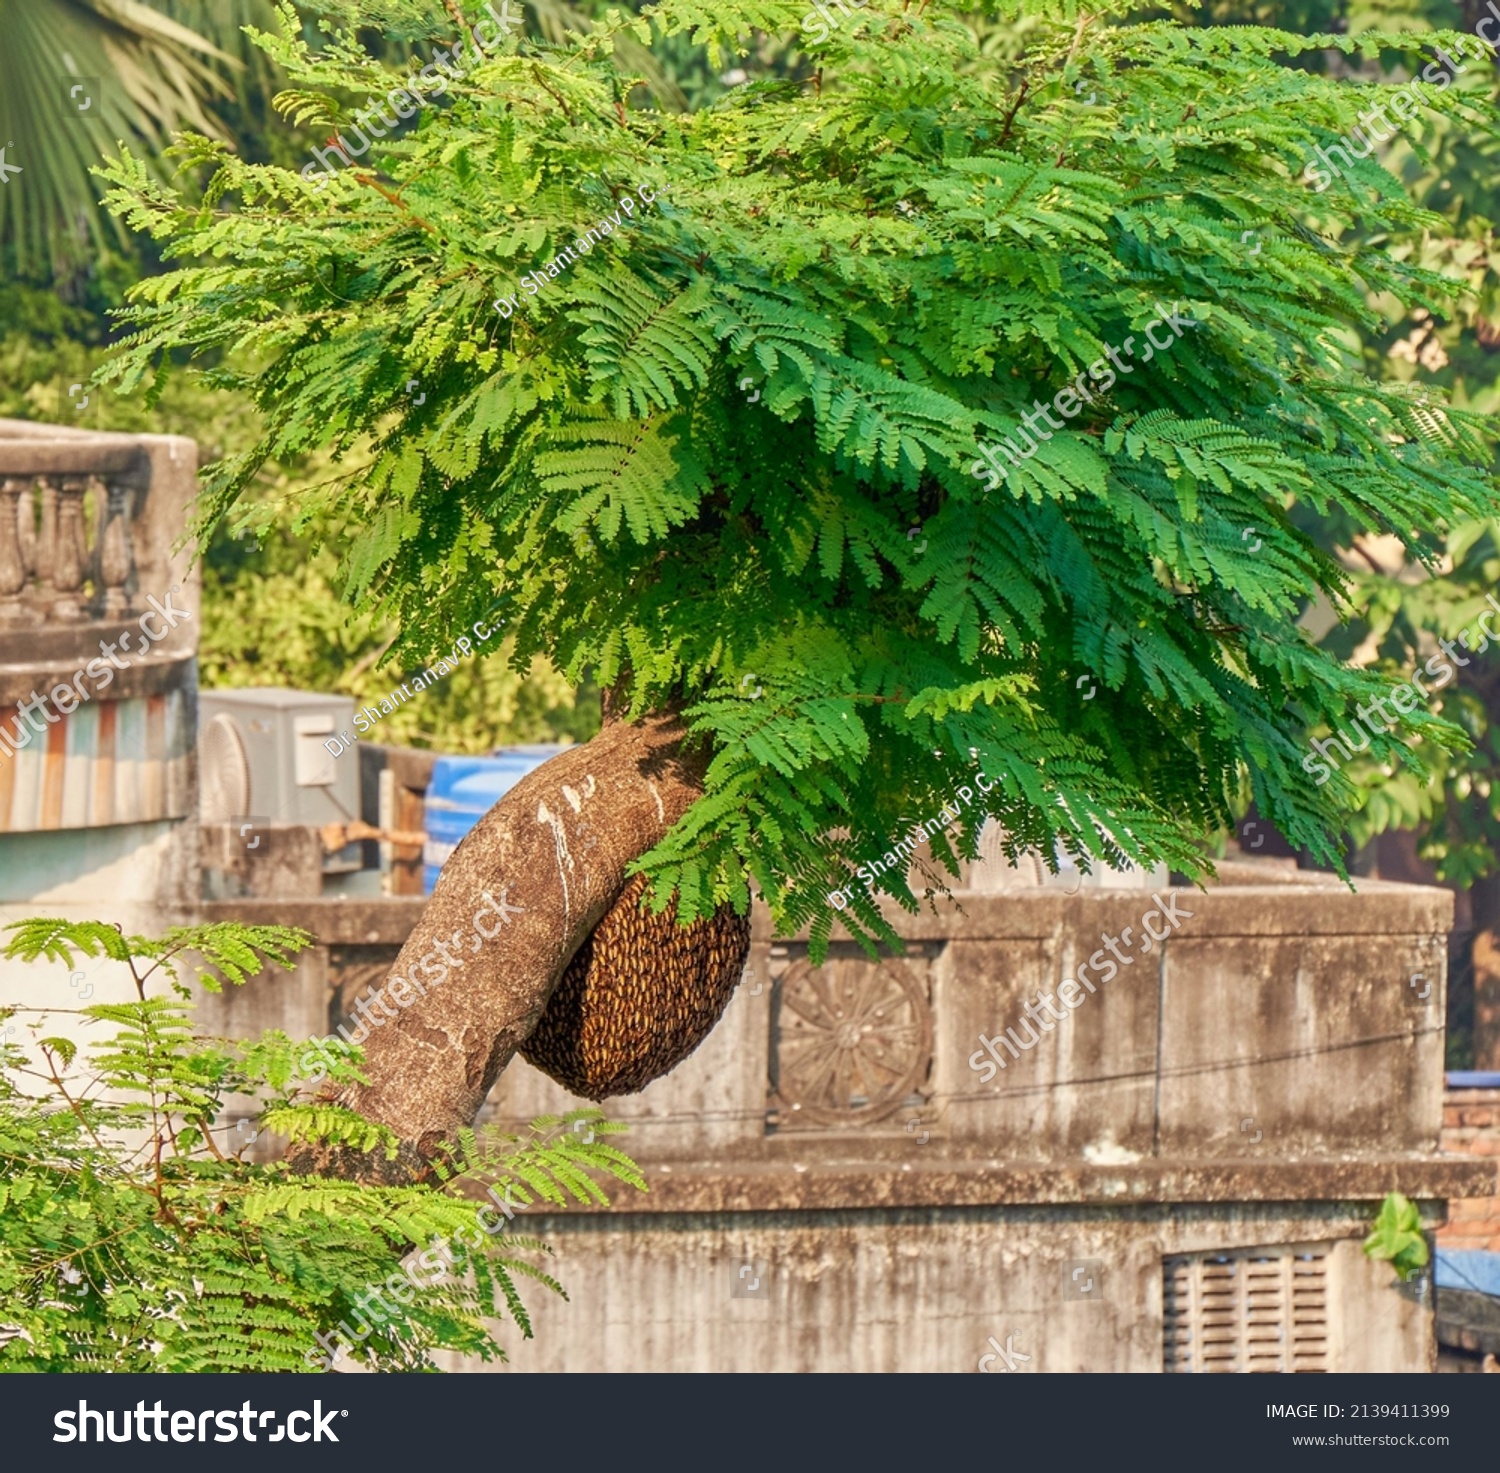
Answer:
[{"xmin": 197, "ymin": 688, "xmax": 360, "ymax": 871}]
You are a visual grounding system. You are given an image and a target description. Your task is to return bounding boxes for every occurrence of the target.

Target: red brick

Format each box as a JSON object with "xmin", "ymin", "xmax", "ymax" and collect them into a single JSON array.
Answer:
[
  {"xmin": 1461, "ymin": 1137, "xmax": 1500, "ymax": 1157},
  {"xmin": 1446, "ymin": 1198, "xmax": 1496, "ymax": 1221}
]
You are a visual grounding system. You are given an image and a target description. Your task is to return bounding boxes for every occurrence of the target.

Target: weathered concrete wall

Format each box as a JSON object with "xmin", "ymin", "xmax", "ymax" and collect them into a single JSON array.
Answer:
[
  {"xmin": 200, "ymin": 820, "xmax": 324, "ymax": 900},
  {"xmin": 473, "ymin": 876, "xmax": 1450, "ymax": 1165},
  {"xmin": 435, "ymin": 1186, "xmax": 1451, "ymax": 1374},
  {"xmin": 211, "ymin": 880, "xmax": 1473, "ymax": 1183},
  {"xmin": 209, "ymin": 860, "xmax": 1453, "ymax": 1170}
]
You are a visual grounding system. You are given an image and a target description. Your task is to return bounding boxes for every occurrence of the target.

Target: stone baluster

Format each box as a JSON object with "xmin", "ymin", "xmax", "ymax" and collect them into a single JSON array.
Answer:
[
  {"xmin": 35, "ymin": 477, "xmax": 56, "ymax": 594},
  {"xmin": 50, "ymin": 476, "xmax": 89, "ymax": 620},
  {"xmin": 15, "ymin": 478, "xmax": 35, "ymax": 585},
  {"xmin": 97, "ymin": 477, "xmax": 135, "ymax": 618},
  {"xmin": 0, "ymin": 479, "xmax": 26, "ymax": 623},
  {"xmin": 74, "ymin": 478, "xmax": 94, "ymax": 578}
]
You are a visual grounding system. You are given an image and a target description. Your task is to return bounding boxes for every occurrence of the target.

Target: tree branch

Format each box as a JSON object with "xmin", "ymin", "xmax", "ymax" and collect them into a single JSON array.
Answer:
[
  {"xmin": 997, "ymin": 78, "xmax": 1030, "ymax": 151},
  {"xmin": 532, "ymin": 64, "xmax": 577, "ymax": 125},
  {"xmin": 353, "ymin": 173, "xmax": 439, "ymax": 235}
]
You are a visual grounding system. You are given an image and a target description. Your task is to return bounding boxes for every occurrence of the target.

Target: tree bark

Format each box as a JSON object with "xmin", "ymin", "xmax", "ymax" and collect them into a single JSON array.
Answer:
[{"xmin": 297, "ymin": 707, "xmax": 708, "ymax": 1181}]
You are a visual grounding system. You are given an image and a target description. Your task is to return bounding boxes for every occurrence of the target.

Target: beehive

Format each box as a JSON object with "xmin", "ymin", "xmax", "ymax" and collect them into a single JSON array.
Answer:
[{"xmin": 519, "ymin": 873, "xmax": 751, "ymax": 1099}]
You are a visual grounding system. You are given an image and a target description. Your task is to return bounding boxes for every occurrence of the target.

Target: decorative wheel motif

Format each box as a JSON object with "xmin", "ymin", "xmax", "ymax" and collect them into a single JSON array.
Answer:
[
  {"xmin": 772, "ymin": 954, "xmax": 933, "ymax": 1126},
  {"xmin": 329, "ymin": 947, "xmax": 401, "ymax": 1031}
]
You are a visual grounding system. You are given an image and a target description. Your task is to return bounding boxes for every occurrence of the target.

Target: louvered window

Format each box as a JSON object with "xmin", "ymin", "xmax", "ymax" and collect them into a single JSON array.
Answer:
[{"xmin": 1164, "ymin": 1246, "xmax": 1329, "ymax": 1372}]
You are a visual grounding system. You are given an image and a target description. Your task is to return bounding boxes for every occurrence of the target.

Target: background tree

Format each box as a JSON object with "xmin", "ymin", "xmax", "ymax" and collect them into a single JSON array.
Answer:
[
  {"xmin": 1159, "ymin": 0, "xmax": 1500, "ymax": 1064},
  {"xmin": 0, "ymin": 0, "xmax": 239, "ymax": 281},
  {"xmin": 94, "ymin": 0, "xmax": 1498, "ymax": 1171},
  {"xmin": 1317, "ymin": 1, "xmax": 1500, "ymax": 1069}
]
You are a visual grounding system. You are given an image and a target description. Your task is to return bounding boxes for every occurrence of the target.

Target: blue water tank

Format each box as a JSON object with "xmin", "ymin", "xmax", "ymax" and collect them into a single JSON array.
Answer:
[
  {"xmin": 423, "ymin": 745, "xmax": 566, "ymax": 894},
  {"xmin": 1435, "ymin": 1248, "xmax": 1500, "ymax": 1297}
]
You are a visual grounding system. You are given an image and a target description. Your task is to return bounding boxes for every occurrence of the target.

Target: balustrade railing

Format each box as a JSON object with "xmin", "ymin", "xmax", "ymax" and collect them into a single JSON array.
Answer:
[
  {"xmin": 0, "ymin": 420, "xmax": 199, "ymax": 834},
  {"xmin": 0, "ymin": 427, "xmax": 160, "ymax": 627}
]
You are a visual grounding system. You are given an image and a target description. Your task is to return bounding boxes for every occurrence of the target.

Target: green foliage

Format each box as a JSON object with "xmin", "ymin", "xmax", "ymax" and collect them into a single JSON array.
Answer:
[
  {"xmin": 3, "ymin": 916, "xmax": 309, "ymax": 996},
  {"xmin": 201, "ymin": 520, "xmax": 602, "ymax": 752},
  {"xmin": 1260, "ymin": 0, "xmax": 1500, "ymax": 902},
  {"xmin": 1307, "ymin": 520, "xmax": 1500, "ymax": 886},
  {"xmin": 1362, "ymin": 1190, "xmax": 1431, "ymax": 1281},
  {"xmin": 0, "ymin": 917, "xmax": 642, "ymax": 1372},
  {"xmin": 0, "ymin": 0, "xmax": 233, "ymax": 279},
  {"xmin": 94, "ymin": 0, "xmax": 1500, "ymax": 958}
]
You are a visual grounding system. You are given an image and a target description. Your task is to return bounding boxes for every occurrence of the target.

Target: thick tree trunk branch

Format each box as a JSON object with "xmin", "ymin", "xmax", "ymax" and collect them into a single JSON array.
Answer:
[{"xmin": 298, "ymin": 708, "xmax": 706, "ymax": 1179}]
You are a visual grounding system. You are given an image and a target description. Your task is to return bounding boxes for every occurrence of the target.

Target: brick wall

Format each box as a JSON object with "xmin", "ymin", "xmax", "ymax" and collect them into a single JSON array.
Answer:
[{"xmin": 1439, "ymin": 1088, "xmax": 1500, "ymax": 1252}]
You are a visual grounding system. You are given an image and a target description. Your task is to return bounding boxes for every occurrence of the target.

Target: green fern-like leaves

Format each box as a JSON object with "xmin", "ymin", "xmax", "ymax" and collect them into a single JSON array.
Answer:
[
  {"xmin": 0, "ymin": 919, "xmax": 645, "ymax": 1373},
  {"xmin": 2, "ymin": 917, "xmax": 311, "ymax": 994},
  {"xmin": 91, "ymin": 0, "xmax": 1500, "ymax": 949}
]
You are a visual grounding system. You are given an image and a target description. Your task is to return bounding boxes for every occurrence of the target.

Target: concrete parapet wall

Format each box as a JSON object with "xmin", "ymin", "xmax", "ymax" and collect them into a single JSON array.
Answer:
[
  {"xmin": 214, "ymin": 873, "xmax": 1485, "ymax": 1373},
  {"xmin": 214, "ymin": 877, "xmax": 1456, "ymax": 1167},
  {"xmin": 0, "ymin": 420, "xmax": 202, "ymax": 1059}
]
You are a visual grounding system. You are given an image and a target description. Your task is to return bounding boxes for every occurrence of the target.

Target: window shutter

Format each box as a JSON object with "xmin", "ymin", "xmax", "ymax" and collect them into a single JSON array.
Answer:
[{"xmin": 1164, "ymin": 1246, "xmax": 1330, "ymax": 1373}]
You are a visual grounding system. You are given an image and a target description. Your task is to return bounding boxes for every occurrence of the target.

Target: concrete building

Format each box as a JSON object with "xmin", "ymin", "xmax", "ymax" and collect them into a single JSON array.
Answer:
[{"xmin": 0, "ymin": 419, "xmax": 199, "ymax": 1038}]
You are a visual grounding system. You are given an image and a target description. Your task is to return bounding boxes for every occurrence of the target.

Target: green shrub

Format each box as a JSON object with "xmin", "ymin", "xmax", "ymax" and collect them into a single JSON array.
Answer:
[
  {"xmin": 1363, "ymin": 1190, "xmax": 1431, "ymax": 1284},
  {"xmin": 0, "ymin": 918, "xmax": 642, "ymax": 1372}
]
